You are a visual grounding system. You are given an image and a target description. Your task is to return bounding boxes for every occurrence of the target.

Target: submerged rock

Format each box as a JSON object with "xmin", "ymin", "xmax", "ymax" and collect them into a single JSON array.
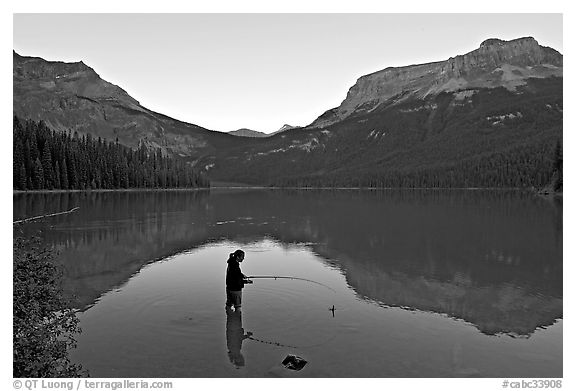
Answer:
[{"xmin": 282, "ymin": 354, "xmax": 307, "ymax": 371}]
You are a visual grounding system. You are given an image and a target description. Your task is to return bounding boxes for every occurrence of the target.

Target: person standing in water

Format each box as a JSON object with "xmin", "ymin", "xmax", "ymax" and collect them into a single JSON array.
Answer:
[{"xmin": 225, "ymin": 249, "xmax": 252, "ymax": 310}]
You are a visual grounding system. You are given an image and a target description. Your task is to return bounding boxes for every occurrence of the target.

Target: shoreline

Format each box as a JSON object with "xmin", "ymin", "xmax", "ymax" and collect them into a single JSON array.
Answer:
[
  {"xmin": 12, "ymin": 187, "xmax": 562, "ymax": 195},
  {"xmin": 13, "ymin": 187, "xmax": 211, "ymax": 194}
]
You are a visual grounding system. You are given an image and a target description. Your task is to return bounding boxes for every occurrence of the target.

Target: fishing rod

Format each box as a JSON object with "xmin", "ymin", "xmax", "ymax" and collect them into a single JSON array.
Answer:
[{"xmin": 247, "ymin": 275, "xmax": 336, "ymax": 292}]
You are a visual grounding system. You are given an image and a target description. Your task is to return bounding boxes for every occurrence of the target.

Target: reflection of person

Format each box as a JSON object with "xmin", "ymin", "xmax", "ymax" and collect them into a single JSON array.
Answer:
[
  {"xmin": 225, "ymin": 249, "xmax": 252, "ymax": 310},
  {"xmin": 226, "ymin": 306, "xmax": 252, "ymax": 368}
]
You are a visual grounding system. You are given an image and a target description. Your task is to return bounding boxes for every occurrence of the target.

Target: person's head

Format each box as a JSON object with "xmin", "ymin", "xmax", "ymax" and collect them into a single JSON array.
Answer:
[{"xmin": 231, "ymin": 249, "xmax": 245, "ymax": 262}]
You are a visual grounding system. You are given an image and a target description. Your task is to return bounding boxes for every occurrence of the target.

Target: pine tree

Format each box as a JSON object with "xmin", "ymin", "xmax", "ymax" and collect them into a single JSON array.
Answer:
[
  {"xmin": 24, "ymin": 141, "xmax": 31, "ymax": 174},
  {"xmin": 61, "ymin": 159, "xmax": 69, "ymax": 189},
  {"xmin": 33, "ymin": 158, "xmax": 44, "ymax": 189},
  {"xmin": 13, "ymin": 116, "xmax": 209, "ymax": 191},
  {"xmin": 19, "ymin": 163, "xmax": 27, "ymax": 190},
  {"xmin": 54, "ymin": 161, "xmax": 61, "ymax": 189},
  {"xmin": 68, "ymin": 158, "xmax": 77, "ymax": 189},
  {"xmin": 41, "ymin": 146, "xmax": 54, "ymax": 189},
  {"xmin": 552, "ymin": 139, "xmax": 563, "ymax": 192},
  {"xmin": 554, "ymin": 140, "xmax": 563, "ymax": 173},
  {"xmin": 14, "ymin": 138, "xmax": 24, "ymax": 190},
  {"xmin": 29, "ymin": 130, "xmax": 39, "ymax": 164}
]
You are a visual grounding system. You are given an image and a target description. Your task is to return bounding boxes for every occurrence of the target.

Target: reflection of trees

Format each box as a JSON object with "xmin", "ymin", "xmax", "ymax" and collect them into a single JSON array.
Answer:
[
  {"xmin": 13, "ymin": 189, "xmax": 562, "ymax": 335},
  {"xmin": 269, "ymin": 190, "xmax": 563, "ymax": 336},
  {"xmin": 321, "ymin": 250, "xmax": 562, "ymax": 336},
  {"xmin": 15, "ymin": 191, "xmax": 211, "ymax": 308}
]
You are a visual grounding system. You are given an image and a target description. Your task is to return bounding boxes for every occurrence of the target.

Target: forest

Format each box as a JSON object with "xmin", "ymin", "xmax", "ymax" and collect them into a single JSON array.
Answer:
[
  {"xmin": 202, "ymin": 78, "xmax": 563, "ymax": 190},
  {"xmin": 271, "ymin": 138, "xmax": 563, "ymax": 190},
  {"xmin": 13, "ymin": 116, "xmax": 210, "ymax": 190}
]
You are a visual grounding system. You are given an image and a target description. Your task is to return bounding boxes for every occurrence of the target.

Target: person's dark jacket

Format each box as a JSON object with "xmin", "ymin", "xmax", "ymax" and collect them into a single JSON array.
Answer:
[{"xmin": 226, "ymin": 259, "xmax": 246, "ymax": 291}]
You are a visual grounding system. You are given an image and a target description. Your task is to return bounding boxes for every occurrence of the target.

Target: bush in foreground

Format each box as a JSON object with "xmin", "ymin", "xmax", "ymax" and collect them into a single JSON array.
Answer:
[{"xmin": 13, "ymin": 234, "xmax": 86, "ymax": 377}]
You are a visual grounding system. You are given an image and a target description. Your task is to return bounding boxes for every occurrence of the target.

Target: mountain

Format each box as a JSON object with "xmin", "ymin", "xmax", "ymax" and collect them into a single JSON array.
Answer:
[
  {"xmin": 13, "ymin": 37, "xmax": 563, "ymax": 188},
  {"xmin": 278, "ymin": 124, "xmax": 295, "ymax": 132},
  {"xmin": 276, "ymin": 124, "xmax": 299, "ymax": 133},
  {"xmin": 13, "ymin": 51, "xmax": 252, "ymax": 160},
  {"xmin": 228, "ymin": 124, "xmax": 301, "ymax": 138},
  {"xmin": 310, "ymin": 37, "xmax": 562, "ymax": 128},
  {"xmin": 266, "ymin": 123, "xmax": 301, "ymax": 137},
  {"xmin": 200, "ymin": 37, "xmax": 562, "ymax": 187},
  {"xmin": 228, "ymin": 128, "xmax": 268, "ymax": 138}
]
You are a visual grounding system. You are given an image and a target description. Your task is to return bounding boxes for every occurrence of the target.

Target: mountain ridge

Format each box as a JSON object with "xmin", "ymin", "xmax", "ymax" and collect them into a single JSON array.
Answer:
[
  {"xmin": 13, "ymin": 51, "xmax": 252, "ymax": 159},
  {"xmin": 227, "ymin": 124, "xmax": 301, "ymax": 138},
  {"xmin": 228, "ymin": 128, "xmax": 268, "ymax": 138},
  {"xmin": 310, "ymin": 36, "xmax": 562, "ymax": 129},
  {"xmin": 13, "ymin": 36, "xmax": 563, "ymax": 188},
  {"xmin": 201, "ymin": 36, "xmax": 562, "ymax": 187}
]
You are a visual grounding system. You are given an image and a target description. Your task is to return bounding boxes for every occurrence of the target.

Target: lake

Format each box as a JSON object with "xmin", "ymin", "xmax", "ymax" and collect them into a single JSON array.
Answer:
[{"xmin": 13, "ymin": 189, "xmax": 563, "ymax": 377}]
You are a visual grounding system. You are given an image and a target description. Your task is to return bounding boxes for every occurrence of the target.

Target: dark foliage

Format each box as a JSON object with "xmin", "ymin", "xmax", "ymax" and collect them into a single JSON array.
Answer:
[
  {"xmin": 13, "ymin": 116, "xmax": 210, "ymax": 190},
  {"xmin": 552, "ymin": 139, "xmax": 563, "ymax": 192},
  {"xmin": 271, "ymin": 138, "xmax": 561, "ymax": 189},
  {"xmin": 13, "ymin": 234, "xmax": 86, "ymax": 377},
  {"xmin": 205, "ymin": 79, "xmax": 562, "ymax": 189}
]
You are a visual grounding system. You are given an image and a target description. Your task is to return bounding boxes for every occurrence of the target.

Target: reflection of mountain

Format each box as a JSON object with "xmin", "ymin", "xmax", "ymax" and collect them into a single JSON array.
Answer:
[
  {"xmin": 320, "ymin": 250, "xmax": 562, "ymax": 336},
  {"xmin": 14, "ymin": 191, "xmax": 212, "ymax": 308},
  {"xmin": 14, "ymin": 190, "xmax": 562, "ymax": 335},
  {"xmin": 293, "ymin": 191, "xmax": 563, "ymax": 336}
]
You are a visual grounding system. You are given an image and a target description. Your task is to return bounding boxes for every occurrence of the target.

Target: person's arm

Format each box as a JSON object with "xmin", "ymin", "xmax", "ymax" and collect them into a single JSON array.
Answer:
[
  {"xmin": 240, "ymin": 269, "xmax": 252, "ymax": 284},
  {"xmin": 230, "ymin": 262, "xmax": 244, "ymax": 287}
]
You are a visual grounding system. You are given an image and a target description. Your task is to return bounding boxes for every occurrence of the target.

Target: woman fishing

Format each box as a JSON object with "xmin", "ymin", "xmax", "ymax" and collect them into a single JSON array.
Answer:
[{"xmin": 225, "ymin": 249, "xmax": 252, "ymax": 311}]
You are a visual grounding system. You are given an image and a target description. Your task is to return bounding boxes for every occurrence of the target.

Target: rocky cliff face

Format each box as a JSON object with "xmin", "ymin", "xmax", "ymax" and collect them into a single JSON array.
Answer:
[
  {"xmin": 228, "ymin": 128, "xmax": 268, "ymax": 138},
  {"xmin": 311, "ymin": 37, "xmax": 563, "ymax": 128},
  {"xmin": 277, "ymin": 124, "xmax": 298, "ymax": 132},
  {"xmin": 13, "ymin": 51, "xmax": 248, "ymax": 158},
  {"xmin": 13, "ymin": 51, "xmax": 143, "ymax": 113}
]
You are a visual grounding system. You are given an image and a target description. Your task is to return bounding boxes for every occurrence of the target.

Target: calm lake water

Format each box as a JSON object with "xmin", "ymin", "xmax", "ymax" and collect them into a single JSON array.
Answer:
[{"xmin": 13, "ymin": 189, "xmax": 562, "ymax": 377}]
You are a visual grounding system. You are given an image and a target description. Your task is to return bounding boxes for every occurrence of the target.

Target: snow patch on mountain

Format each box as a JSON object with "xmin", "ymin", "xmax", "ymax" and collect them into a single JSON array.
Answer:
[{"xmin": 486, "ymin": 112, "xmax": 523, "ymax": 125}]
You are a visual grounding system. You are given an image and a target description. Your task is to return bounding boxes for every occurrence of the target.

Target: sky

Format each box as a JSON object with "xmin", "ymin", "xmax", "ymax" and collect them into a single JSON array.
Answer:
[{"xmin": 13, "ymin": 13, "xmax": 563, "ymax": 133}]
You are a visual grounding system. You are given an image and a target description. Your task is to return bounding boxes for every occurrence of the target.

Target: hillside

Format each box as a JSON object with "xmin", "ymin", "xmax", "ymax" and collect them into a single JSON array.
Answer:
[
  {"xmin": 200, "ymin": 37, "xmax": 563, "ymax": 187},
  {"xmin": 14, "ymin": 37, "xmax": 563, "ymax": 188},
  {"xmin": 13, "ymin": 51, "xmax": 252, "ymax": 162}
]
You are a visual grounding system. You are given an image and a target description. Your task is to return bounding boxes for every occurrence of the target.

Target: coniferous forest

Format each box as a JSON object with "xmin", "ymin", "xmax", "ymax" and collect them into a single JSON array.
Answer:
[
  {"xmin": 270, "ymin": 138, "xmax": 563, "ymax": 189},
  {"xmin": 13, "ymin": 116, "xmax": 210, "ymax": 190}
]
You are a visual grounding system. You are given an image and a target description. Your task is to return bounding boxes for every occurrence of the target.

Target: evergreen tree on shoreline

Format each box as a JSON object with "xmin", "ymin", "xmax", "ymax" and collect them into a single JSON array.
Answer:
[{"xmin": 13, "ymin": 116, "xmax": 210, "ymax": 190}]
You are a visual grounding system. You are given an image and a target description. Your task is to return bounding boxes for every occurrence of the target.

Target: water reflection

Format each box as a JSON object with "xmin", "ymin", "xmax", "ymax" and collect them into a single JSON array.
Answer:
[
  {"xmin": 225, "ymin": 307, "xmax": 252, "ymax": 368},
  {"xmin": 13, "ymin": 189, "xmax": 562, "ymax": 337}
]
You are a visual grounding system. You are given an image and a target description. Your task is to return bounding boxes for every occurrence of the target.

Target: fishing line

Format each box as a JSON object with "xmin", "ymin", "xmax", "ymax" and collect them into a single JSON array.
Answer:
[
  {"xmin": 247, "ymin": 330, "xmax": 339, "ymax": 350},
  {"xmin": 244, "ymin": 275, "xmax": 340, "ymax": 349},
  {"xmin": 247, "ymin": 275, "xmax": 336, "ymax": 293},
  {"xmin": 247, "ymin": 336, "xmax": 298, "ymax": 348}
]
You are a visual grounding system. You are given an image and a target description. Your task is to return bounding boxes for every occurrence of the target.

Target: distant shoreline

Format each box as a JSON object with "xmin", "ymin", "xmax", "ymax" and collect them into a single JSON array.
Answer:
[
  {"xmin": 13, "ymin": 188, "xmax": 211, "ymax": 194},
  {"xmin": 12, "ymin": 187, "xmax": 562, "ymax": 194}
]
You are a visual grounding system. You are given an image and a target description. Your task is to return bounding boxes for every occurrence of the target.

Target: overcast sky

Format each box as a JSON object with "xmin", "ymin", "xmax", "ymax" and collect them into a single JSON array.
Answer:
[{"xmin": 13, "ymin": 13, "xmax": 563, "ymax": 133}]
